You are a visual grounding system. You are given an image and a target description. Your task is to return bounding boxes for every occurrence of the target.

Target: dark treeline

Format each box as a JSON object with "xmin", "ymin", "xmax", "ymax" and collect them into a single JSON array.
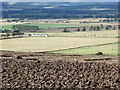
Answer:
[
  {"xmin": 0, "ymin": 29, "xmax": 24, "ymax": 39},
  {"xmin": 12, "ymin": 25, "xmax": 39, "ymax": 31},
  {"xmin": 0, "ymin": 25, "xmax": 39, "ymax": 39},
  {"xmin": 63, "ymin": 24, "xmax": 118, "ymax": 32}
]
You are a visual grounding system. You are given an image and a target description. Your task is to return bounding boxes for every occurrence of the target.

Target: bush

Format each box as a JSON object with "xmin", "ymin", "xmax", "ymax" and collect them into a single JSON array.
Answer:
[
  {"xmin": 63, "ymin": 28, "xmax": 70, "ymax": 32},
  {"xmin": 96, "ymin": 52, "xmax": 103, "ymax": 55},
  {"xmin": 117, "ymin": 53, "xmax": 120, "ymax": 56}
]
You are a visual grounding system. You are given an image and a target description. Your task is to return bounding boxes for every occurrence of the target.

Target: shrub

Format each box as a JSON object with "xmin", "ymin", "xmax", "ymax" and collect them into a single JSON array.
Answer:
[
  {"xmin": 117, "ymin": 53, "xmax": 120, "ymax": 56},
  {"xmin": 96, "ymin": 52, "xmax": 103, "ymax": 55},
  {"xmin": 63, "ymin": 28, "xmax": 70, "ymax": 32}
]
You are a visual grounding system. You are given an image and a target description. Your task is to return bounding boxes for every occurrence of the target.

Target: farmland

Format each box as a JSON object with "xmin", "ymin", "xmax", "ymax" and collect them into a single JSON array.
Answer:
[
  {"xmin": 0, "ymin": 18, "xmax": 118, "ymax": 30},
  {"xmin": 0, "ymin": 20, "xmax": 119, "ymax": 55},
  {"xmin": 1, "ymin": 26, "xmax": 119, "ymax": 55},
  {"xmin": 1, "ymin": 35, "xmax": 118, "ymax": 55},
  {"xmin": 0, "ymin": 23, "xmax": 84, "ymax": 30},
  {"xmin": 1, "ymin": 2, "xmax": 119, "ymax": 89},
  {"xmin": 2, "ymin": 50, "xmax": 119, "ymax": 88},
  {"xmin": 47, "ymin": 30, "xmax": 118, "ymax": 37},
  {"xmin": 51, "ymin": 43, "xmax": 119, "ymax": 55}
]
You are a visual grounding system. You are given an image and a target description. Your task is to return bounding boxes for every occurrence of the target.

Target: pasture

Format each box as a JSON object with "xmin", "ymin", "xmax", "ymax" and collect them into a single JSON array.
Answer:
[
  {"xmin": 0, "ymin": 22, "xmax": 25, "ymax": 30},
  {"xmin": 1, "ymin": 37, "xmax": 118, "ymax": 55},
  {"xmin": 51, "ymin": 43, "xmax": 119, "ymax": 55},
  {"xmin": 0, "ymin": 23, "xmax": 93, "ymax": 30}
]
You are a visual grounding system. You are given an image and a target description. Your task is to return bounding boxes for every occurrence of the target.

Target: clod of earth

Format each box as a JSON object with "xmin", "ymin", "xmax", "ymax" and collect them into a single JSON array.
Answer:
[{"xmin": 2, "ymin": 51, "xmax": 120, "ymax": 89}]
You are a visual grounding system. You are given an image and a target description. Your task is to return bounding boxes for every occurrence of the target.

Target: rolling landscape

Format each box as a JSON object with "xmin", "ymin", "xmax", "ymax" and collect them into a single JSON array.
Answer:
[{"xmin": 1, "ymin": 1, "xmax": 120, "ymax": 89}]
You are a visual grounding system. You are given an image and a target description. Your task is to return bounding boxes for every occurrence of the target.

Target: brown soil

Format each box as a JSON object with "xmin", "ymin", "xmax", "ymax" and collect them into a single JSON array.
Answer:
[{"xmin": 1, "ymin": 50, "xmax": 120, "ymax": 89}]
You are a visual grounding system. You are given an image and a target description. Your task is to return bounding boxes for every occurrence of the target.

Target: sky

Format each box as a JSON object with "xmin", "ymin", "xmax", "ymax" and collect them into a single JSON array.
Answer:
[{"xmin": 0, "ymin": 0, "xmax": 119, "ymax": 2}]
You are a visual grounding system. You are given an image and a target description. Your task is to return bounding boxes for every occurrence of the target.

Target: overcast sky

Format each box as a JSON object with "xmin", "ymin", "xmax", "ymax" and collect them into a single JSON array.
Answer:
[{"xmin": 1, "ymin": 0, "xmax": 119, "ymax": 2}]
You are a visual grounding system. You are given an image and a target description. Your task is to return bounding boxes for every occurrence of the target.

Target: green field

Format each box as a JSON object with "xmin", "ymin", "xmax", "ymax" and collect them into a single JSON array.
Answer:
[
  {"xmin": 0, "ymin": 23, "xmax": 83, "ymax": 30},
  {"xmin": 0, "ymin": 24, "xmax": 14, "ymax": 30},
  {"xmin": 51, "ymin": 43, "xmax": 119, "ymax": 55},
  {"xmin": 0, "ymin": 22, "xmax": 116, "ymax": 30}
]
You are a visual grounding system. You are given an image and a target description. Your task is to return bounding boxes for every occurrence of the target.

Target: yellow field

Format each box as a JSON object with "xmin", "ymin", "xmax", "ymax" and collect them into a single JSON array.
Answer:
[
  {"xmin": 1, "ymin": 37, "xmax": 118, "ymax": 52},
  {"xmin": 0, "ymin": 22, "xmax": 25, "ymax": 25},
  {"xmin": 47, "ymin": 30, "xmax": 118, "ymax": 38}
]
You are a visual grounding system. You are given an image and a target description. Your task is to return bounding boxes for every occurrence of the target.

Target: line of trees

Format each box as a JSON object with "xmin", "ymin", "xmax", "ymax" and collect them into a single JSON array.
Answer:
[
  {"xmin": 12, "ymin": 25, "xmax": 39, "ymax": 31},
  {"xmin": 89, "ymin": 25, "xmax": 117, "ymax": 31},
  {"xmin": 1, "ymin": 29, "xmax": 24, "ymax": 39},
  {"xmin": 63, "ymin": 24, "xmax": 118, "ymax": 32},
  {"xmin": 79, "ymin": 25, "xmax": 117, "ymax": 32}
]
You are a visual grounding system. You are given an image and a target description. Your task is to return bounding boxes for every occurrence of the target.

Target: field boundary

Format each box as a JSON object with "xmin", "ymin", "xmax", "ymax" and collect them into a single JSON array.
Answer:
[{"xmin": 48, "ymin": 42, "xmax": 119, "ymax": 54}]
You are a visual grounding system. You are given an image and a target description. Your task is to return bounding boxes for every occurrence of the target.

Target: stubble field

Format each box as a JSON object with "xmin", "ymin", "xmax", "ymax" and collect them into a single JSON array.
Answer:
[{"xmin": 1, "ymin": 36, "xmax": 118, "ymax": 55}]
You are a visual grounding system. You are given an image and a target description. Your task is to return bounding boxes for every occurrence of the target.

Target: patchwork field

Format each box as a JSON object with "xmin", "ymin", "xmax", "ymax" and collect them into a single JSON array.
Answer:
[
  {"xmin": 0, "ymin": 23, "xmax": 94, "ymax": 30},
  {"xmin": 1, "ymin": 2, "xmax": 119, "ymax": 89},
  {"xmin": 0, "ymin": 20, "xmax": 118, "ymax": 55},
  {"xmin": 1, "ymin": 37, "xmax": 118, "ymax": 55},
  {"xmin": 0, "ymin": 21, "xmax": 118, "ymax": 30}
]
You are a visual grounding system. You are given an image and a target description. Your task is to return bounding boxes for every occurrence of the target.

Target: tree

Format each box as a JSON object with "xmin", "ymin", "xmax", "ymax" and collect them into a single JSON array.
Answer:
[
  {"xmin": 12, "ymin": 25, "xmax": 40, "ymax": 31},
  {"xmin": 77, "ymin": 28, "xmax": 80, "ymax": 32},
  {"xmin": 63, "ymin": 28, "xmax": 70, "ymax": 32},
  {"xmin": 100, "ymin": 24, "xmax": 104, "ymax": 30},
  {"xmin": 96, "ymin": 52, "xmax": 103, "ymax": 55},
  {"xmin": 93, "ymin": 26, "xmax": 97, "ymax": 31},
  {"xmin": 12, "ymin": 30, "xmax": 24, "ymax": 37},
  {"xmin": 105, "ymin": 25, "xmax": 112, "ymax": 30},
  {"xmin": 7, "ymin": 20, "xmax": 11, "ymax": 22},
  {"xmin": 82, "ymin": 27, "xmax": 86, "ymax": 31},
  {"xmin": 1, "ymin": 29, "xmax": 11, "ymax": 38},
  {"xmin": 89, "ymin": 26, "xmax": 94, "ymax": 31},
  {"xmin": 96, "ymin": 26, "xmax": 100, "ymax": 31}
]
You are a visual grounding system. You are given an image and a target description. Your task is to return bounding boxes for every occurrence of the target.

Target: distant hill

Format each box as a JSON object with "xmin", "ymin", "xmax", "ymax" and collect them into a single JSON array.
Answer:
[{"xmin": 2, "ymin": 2, "xmax": 118, "ymax": 19}]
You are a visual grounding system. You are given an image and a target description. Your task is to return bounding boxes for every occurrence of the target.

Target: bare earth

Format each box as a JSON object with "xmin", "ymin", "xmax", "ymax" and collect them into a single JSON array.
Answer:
[{"xmin": 1, "ymin": 50, "xmax": 120, "ymax": 89}]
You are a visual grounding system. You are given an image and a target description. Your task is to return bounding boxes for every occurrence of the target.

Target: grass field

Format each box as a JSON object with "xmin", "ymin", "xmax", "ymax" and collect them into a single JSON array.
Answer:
[
  {"xmin": 51, "ymin": 43, "xmax": 119, "ymax": 55},
  {"xmin": 0, "ymin": 23, "xmax": 86, "ymax": 30},
  {"xmin": 0, "ymin": 22, "xmax": 24, "ymax": 30},
  {"xmin": 0, "ymin": 22, "xmax": 118, "ymax": 30},
  {"xmin": 1, "ymin": 37, "xmax": 118, "ymax": 54}
]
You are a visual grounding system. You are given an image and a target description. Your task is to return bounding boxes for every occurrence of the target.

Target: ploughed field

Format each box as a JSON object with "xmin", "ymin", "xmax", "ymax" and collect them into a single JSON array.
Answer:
[{"xmin": 1, "ymin": 50, "xmax": 120, "ymax": 88}]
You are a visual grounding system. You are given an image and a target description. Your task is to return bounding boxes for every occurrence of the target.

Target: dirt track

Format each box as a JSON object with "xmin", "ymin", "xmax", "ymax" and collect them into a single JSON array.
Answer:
[{"xmin": 1, "ymin": 50, "xmax": 120, "ymax": 89}]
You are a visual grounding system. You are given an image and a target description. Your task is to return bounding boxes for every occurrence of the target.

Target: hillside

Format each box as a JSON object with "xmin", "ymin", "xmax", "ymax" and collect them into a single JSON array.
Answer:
[{"xmin": 2, "ymin": 2, "xmax": 118, "ymax": 19}]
